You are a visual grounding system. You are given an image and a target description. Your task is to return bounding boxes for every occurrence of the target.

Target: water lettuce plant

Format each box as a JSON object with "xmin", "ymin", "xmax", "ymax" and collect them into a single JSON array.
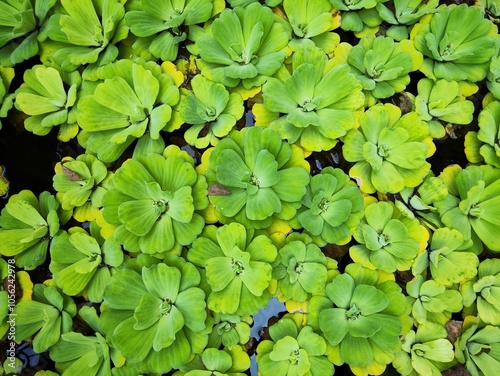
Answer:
[
  {"xmin": 188, "ymin": 222, "xmax": 277, "ymax": 316},
  {"xmin": 195, "ymin": 2, "xmax": 291, "ymax": 89},
  {"xmin": 461, "ymin": 258, "xmax": 500, "ymax": 325},
  {"xmin": 77, "ymin": 59, "xmax": 181, "ymax": 163},
  {"xmin": 180, "ymin": 74, "xmax": 244, "ymax": 149},
  {"xmin": 412, "ymin": 4, "xmax": 499, "ymax": 82},
  {"xmin": 255, "ymin": 46, "xmax": 364, "ymax": 152},
  {"xmin": 350, "ymin": 201, "xmax": 424, "ymax": 273},
  {"xmin": 308, "ymin": 263, "xmax": 410, "ymax": 373},
  {"xmin": 455, "ymin": 316, "xmax": 500, "ymax": 376},
  {"xmin": 49, "ymin": 224, "xmax": 124, "ymax": 302},
  {"xmin": 280, "ymin": 0, "xmax": 340, "ymax": 53},
  {"xmin": 343, "ymin": 103, "xmax": 432, "ymax": 194},
  {"xmin": 14, "ymin": 65, "xmax": 81, "ymax": 141},
  {"xmin": 412, "ymin": 227, "xmax": 478, "ymax": 287},
  {"xmin": 0, "ymin": 0, "xmax": 57, "ymax": 66},
  {"xmin": 410, "ymin": 78, "xmax": 475, "ymax": 139},
  {"xmin": 434, "ymin": 164, "xmax": 500, "ymax": 252},
  {"xmin": 175, "ymin": 346, "xmax": 250, "ymax": 376},
  {"xmin": 291, "ymin": 167, "xmax": 364, "ymax": 246},
  {"xmin": 272, "ymin": 239, "xmax": 328, "ymax": 302},
  {"xmin": 40, "ymin": 0, "xmax": 128, "ymax": 71},
  {"xmin": 0, "ymin": 190, "xmax": 71, "ymax": 270},
  {"xmin": 465, "ymin": 100, "xmax": 500, "ymax": 168},
  {"xmin": 125, "ymin": 0, "xmax": 222, "ymax": 62},
  {"xmin": 13, "ymin": 282, "xmax": 76, "ymax": 353},
  {"xmin": 330, "ymin": 0, "xmax": 384, "ymax": 35},
  {"xmin": 392, "ymin": 322, "xmax": 455, "ymax": 376},
  {"xmin": 0, "ymin": 66, "xmax": 15, "ymax": 128},
  {"xmin": 102, "ymin": 147, "xmax": 208, "ymax": 255},
  {"xmin": 204, "ymin": 126, "xmax": 310, "ymax": 229},
  {"xmin": 256, "ymin": 313, "xmax": 334, "ymax": 376},
  {"xmin": 344, "ymin": 35, "xmax": 423, "ymax": 106},
  {"xmin": 406, "ymin": 274, "xmax": 462, "ymax": 325},
  {"xmin": 101, "ymin": 256, "xmax": 209, "ymax": 374},
  {"xmin": 52, "ymin": 154, "xmax": 112, "ymax": 222},
  {"xmin": 207, "ymin": 313, "xmax": 252, "ymax": 349}
]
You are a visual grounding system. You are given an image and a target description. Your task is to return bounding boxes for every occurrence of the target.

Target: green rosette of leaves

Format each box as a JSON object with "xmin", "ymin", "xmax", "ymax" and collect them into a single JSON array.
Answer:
[
  {"xmin": 280, "ymin": 0, "xmax": 340, "ymax": 53},
  {"xmin": 14, "ymin": 65, "xmax": 81, "ymax": 141},
  {"xmin": 343, "ymin": 103, "xmax": 433, "ymax": 194},
  {"xmin": 412, "ymin": 227, "xmax": 478, "ymax": 288},
  {"xmin": 175, "ymin": 346, "xmax": 250, "ymax": 376},
  {"xmin": 394, "ymin": 173, "xmax": 447, "ymax": 230},
  {"xmin": 180, "ymin": 74, "xmax": 244, "ymax": 149},
  {"xmin": 291, "ymin": 167, "xmax": 364, "ymax": 246},
  {"xmin": 50, "ymin": 223, "xmax": 124, "ymax": 303},
  {"xmin": 125, "ymin": 0, "xmax": 223, "ymax": 62},
  {"xmin": 308, "ymin": 263, "xmax": 410, "ymax": 373},
  {"xmin": 40, "ymin": 0, "xmax": 128, "ymax": 72},
  {"xmin": 411, "ymin": 4, "xmax": 499, "ymax": 82},
  {"xmin": 204, "ymin": 126, "xmax": 310, "ymax": 229},
  {"xmin": 255, "ymin": 46, "xmax": 364, "ymax": 152},
  {"xmin": 0, "ymin": 66, "xmax": 15, "ymax": 129},
  {"xmin": 101, "ymin": 257, "xmax": 209, "ymax": 374},
  {"xmin": 77, "ymin": 59, "xmax": 180, "ymax": 163},
  {"xmin": 392, "ymin": 322, "xmax": 455, "ymax": 376},
  {"xmin": 0, "ymin": 0, "xmax": 57, "ymax": 66},
  {"xmin": 13, "ymin": 282, "xmax": 76, "ymax": 353},
  {"xmin": 53, "ymin": 154, "xmax": 112, "ymax": 222},
  {"xmin": 410, "ymin": 78, "xmax": 475, "ymax": 139},
  {"xmin": 434, "ymin": 164, "xmax": 500, "ymax": 252},
  {"xmin": 465, "ymin": 100, "xmax": 500, "ymax": 168},
  {"xmin": 487, "ymin": 55, "xmax": 500, "ymax": 99},
  {"xmin": 102, "ymin": 147, "xmax": 208, "ymax": 255},
  {"xmin": 207, "ymin": 313, "xmax": 252, "ymax": 349},
  {"xmin": 406, "ymin": 274, "xmax": 462, "ymax": 326},
  {"xmin": 330, "ymin": 0, "xmax": 384, "ymax": 35},
  {"xmin": 256, "ymin": 313, "xmax": 334, "ymax": 376},
  {"xmin": 272, "ymin": 240, "xmax": 328, "ymax": 303},
  {"xmin": 0, "ymin": 190, "xmax": 71, "ymax": 270},
  {"xmin": 461, "ymin": 259, "xmax": 500, "ymax": 325},
  {"xmin": 350, "ymin": 201, "xmax": 424, "ymax": 273},
  {"xmin": 188, "ymin": 222, "xmax": 277, "ymax": 316},
  {"xmin": 375, "ymin": 0, "xmax": 439, "ymax": 41},
  {"xmin": 195, "ymin": 2, "xmax": 291, "ymax": 90},
  {"xmin": 455, "ymin": 315, "xmax": 500, "ymax": 376},
  {"xmin": 227, "ymin": 0, "xmax": 282, "ymax": 7},
  {"xmin": 345, "ymin": 35, "xmax": 423, "ymax": 106}
]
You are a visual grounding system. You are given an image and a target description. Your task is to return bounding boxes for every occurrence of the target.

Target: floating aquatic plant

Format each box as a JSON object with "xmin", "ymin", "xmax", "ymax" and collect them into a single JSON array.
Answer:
[
  {"xmin": 175, "ymin": 346, "xmax": 251, "ymax": 376},
  {"xmin": 0, "ymin": 66, "xmax": 15, "ymax": 128},
  {"xmin": 255, "ymin": 46, "xmax": 364, "ymax": 152},
  {"xmin": 207, "ymin": 313, "xmax": 252, "ymax": 349},
  {"xmin": 330, "ymin": 0, "xmax": 384, "ymax": 35}
]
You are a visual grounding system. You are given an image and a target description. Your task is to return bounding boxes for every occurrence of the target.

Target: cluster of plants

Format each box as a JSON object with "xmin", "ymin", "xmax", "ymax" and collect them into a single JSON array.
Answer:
[{"xmin": 1, "ymin": 0, "xmax": 500, "ymax": 375}]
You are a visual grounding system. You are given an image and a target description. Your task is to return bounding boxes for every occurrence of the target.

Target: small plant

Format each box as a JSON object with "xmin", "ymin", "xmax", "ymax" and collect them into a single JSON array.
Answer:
[
  {"xmin": 256, "ymin": 313, "xmax": 334, "ymax": 376},
  {"xmin": 308, "ymin": 263, "xmax": 410, "ymax": 373},
  {"xmin": 455, "ymin": 316, "xmax": 500, "ymax": 376},
  {"xmin": 434, "ymin": 164, "xmax": 500, "ymax": 252},
  {"xmin": 13, "ymin": 282, "xmax": 76, "ymax": 353},
  {"xmin": 343, "ymin": 103, "xmax": 432, "ymax": 194},
  {"xmin": 188, "ymin": 222, "xmax": 277, "ymax": 315},
  {"xmin": 461, "ymin": 258, "xmax": 500, "ymax": 325},
  {"xmin": 0, "ymin": 66, "xmax": 15, "ymax": 128},
  {"xmin": 195, "ymin": 2, "xmax": 291, "ymax": 90},
  {"xmin": 207, "ymin": 313, "xmax": 252, "ymax": 349},
  {"xmin": 175, "ymin": 346, "xmax": 251, "ymax": 376},
  {"xmin": 350, "ymin": 201, "xmax": 425, "ymax": 273},
  {"xmin": 392, "ymin": 322, "xmax": 455, "ymax": 376},
  {"xmin": 102, "ymin": 147, "xmax": 208, "ymax": 255},
  {"xmin": 0, "ymin": 190, "xmax": 71, "ymax": 269},
  {"xmin": 255, "ymin": 46, "xmax": 364, "ymax": 152},
  {"xmin": 345, "ymin": 35, "xmax": 423, "ymax": 106},
  {"xmin": 14, "ymin": 65, "xmax": 81, "ymax": 141},
  {"xmin": 204, "ymin": 126, "xmax": 310, "ymax": 229},
  {"xmin": 101, "ymin": 256, "xmax": 209, "ymax": 374},
  {"xmin": 180, "ymin": 74, "xmax": 244, "ymax": 149},
  {"xmin": 412, "ymin": 4, "xmax": 498, "ymax": 82}
]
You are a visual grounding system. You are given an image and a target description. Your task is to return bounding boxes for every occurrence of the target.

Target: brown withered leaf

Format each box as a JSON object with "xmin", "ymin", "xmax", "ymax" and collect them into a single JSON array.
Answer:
[
  {"xmin": 446, "ymin": 319, "xmax": 463, "ymax": 345},
  {"xmin": 61, "ymin": 165, "xmax": 82, "ymax": 181},
  {"xmin": 208, "ymin": 184, "xmax": 231, "ymax": 196},
  {"xmin": 442, "ymin": 364, "xmax": 471, "ymax": 376}
]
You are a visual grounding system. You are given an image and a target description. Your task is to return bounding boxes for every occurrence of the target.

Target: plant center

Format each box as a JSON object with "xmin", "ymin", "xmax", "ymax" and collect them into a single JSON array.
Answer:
[
  {"xmin": 153, "ymin": 200, "xmax": 168, "ymax": 214},
  {"xmin": 231, "ymin": 259, "xmax": 245, "ymax": 275},
  {"xmin": 378, "ymin": 144, "xmax": 390, "ymax": 158},
  {"xmin": 346, "ymin": 304, "xmax": 362, "ymax": 321},
  {"xmin": 378, "ymin": 233, "xmax": 390, "ymax": 246},
  {"xmin": 301, "ymin": 97, "xmax": 317, "ymax": 112},
  {"xmin": 159, "ymin": 298, "xmax": 172, "ymax": 315},
  {"xmin": 468, "ymin": 203, "xmax": 483, "ymax": 218},
  {"xmin": 289, "ymin": 348, "xmax": 301, "ymax": 364},
  {"xmin": 318, "ymin": 197, "xmax": 330, "ymax": 213},
  {"xmin": 249, "ymin": 173, "xmax": 261, "ymax": 186}
]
